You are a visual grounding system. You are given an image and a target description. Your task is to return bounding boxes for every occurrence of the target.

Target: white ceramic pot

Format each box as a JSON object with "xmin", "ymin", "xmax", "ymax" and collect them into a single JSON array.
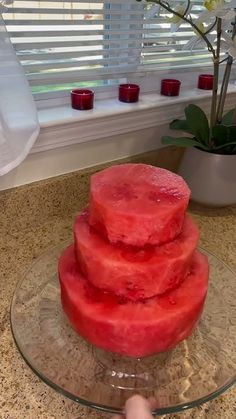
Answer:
[{"xmin": 178, "ymin": 147, "xmax": 236, "ymax": 207}]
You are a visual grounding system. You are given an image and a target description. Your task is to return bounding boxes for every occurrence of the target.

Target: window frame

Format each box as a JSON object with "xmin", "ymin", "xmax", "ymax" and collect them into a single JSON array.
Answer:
[
  {"xmin": 2, "ymin": 1, "xmax": 236, "ymax": 158},
  {"xmin": 3, "ymin": 0, "xmax": 220, "ymax": 102},
  {"xmin": 35, "ymin": 65, "xmax": 236, "ymax": 154}
]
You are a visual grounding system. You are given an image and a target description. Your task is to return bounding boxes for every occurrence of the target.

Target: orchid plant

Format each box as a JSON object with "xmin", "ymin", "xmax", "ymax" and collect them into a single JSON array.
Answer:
[{"xmin": 138, "ymin": 0, "xmax": 236, "ymax": 154}]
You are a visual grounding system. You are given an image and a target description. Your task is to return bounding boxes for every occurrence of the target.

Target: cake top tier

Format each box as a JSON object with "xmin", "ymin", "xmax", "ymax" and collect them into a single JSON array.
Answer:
[
  {"xmin": 89, "ymin": 164, "xmax": 190, "ymax": 247},
  {"xmin": 91, "ymin": 164, "xmax": 190, "ymax": 214}
]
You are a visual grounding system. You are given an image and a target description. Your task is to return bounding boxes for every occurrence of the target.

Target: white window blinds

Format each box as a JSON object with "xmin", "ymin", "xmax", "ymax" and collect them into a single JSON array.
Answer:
[
  {"xmin": 142, "ymin": 1, "xmax": 211, "ymax": 69},
  {"xmin": 3, "ymin": 1, "xmax": 211, "ymax": 98}
]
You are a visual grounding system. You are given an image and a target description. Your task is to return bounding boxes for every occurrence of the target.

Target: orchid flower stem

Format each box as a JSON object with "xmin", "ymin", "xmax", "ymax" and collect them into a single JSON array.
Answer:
[
  {"xmin": 216, "ymin": 55, "xmax": 233, "ymax": 123},
  {"xmin": 210, "ymin": 18, "xmax": 221, "ymax": 140},
  {"xmin": 205, "ymin": 18, "xmax": 217, "ymax": 36},
  {"xmin": 232, "ymin": 16, "xmax": 236, "ymax": 39},
  {"xmin": 230, "ymin": 18, "xmax": 236, "ymax": 124},
  {"xmin": 146, "ymin": 0, "xmax": 216, "ymax": 58},
  {"xmin": 183, "ymin": 0, "xmax": 190, "ymax": 16},
  {"xmin": 219, "ymin": 56, "xmax": 229, "ymax": 64},
  {"xmin": 216, "ymin": 16, "xmax": 236, "ymax": 123}
]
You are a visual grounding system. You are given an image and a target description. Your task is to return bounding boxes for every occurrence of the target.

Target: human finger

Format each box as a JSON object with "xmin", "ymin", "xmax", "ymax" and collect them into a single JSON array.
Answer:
[{"xmin": 125, "ymin": 395, "xmax": 154, "ymax": 419}]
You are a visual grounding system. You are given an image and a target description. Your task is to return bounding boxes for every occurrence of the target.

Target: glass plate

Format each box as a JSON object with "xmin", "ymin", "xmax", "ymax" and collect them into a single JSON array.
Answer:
[{"xmin": 11, "ymin": 242, "xmax": 236, "ymax": 415}]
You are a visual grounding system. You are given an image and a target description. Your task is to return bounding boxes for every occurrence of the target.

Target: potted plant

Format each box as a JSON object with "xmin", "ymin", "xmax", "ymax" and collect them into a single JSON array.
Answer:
[{"xmin": 137, "ymin": 0, "xmax": 236, "ymax": 206}]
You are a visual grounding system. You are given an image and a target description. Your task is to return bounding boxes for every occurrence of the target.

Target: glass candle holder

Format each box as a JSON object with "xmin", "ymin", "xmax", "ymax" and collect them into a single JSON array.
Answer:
[
  {"xmin": 198, "ymin": 74, "xmax": 214, "ymax": 90},
  {"xmin": 119, "ymin": 84, "xmax": 140, "ymax": 103},
  {"xmin": 161, "ymin": 79, "xmax": 181, "ymax": 97},
  {"xmin": 71, "ymin": 89, "xmax": 94, "ymax": 110}
]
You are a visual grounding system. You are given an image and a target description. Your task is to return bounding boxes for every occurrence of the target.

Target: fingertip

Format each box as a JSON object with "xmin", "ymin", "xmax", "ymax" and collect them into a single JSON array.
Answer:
[
  {"xmin": 125, "ymin": 394, "xmax": 153, "ymax": 419},
  {"xmin": 148, "ymin": 395, "xmax": 159, "ymax": 410},
  {"xmin": 125, "ymin": 394, "xmax": 149, "ymax": 407}
]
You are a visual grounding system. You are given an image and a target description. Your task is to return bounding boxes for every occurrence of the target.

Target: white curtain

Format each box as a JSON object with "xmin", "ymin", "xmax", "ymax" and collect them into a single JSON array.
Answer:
[{"xmin": 0, "ymin": 9, "xmax": 39, "ymax": 176}]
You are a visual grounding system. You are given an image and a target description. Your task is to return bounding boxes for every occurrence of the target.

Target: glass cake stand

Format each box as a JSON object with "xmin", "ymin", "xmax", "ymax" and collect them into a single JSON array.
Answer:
[{"xmin": 11, "ymin": 242, "xmax": 236, "ymax": 415}]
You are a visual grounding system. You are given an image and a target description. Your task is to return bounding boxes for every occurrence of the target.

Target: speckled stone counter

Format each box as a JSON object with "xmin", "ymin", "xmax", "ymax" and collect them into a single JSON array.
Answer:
[{"xmin": 0, "ymin": 148, "xmax": 235, "ymax": 418}]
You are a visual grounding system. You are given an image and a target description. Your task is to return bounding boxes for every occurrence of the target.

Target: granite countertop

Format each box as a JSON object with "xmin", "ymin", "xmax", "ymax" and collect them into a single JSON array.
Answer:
[{"xmin": 0, "ymin": 152, "xmax": 235, "ymax": 418}]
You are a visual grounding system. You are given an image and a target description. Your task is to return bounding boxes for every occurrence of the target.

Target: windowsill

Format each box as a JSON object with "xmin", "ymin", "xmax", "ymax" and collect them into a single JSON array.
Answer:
[
  {"xmin": 34, "ymin": 83, "xmax": 236, "ymax": 154},
  {"xmin": 2, "ymin": 82, "xmax": 235, "ymax": 191},
  {"xmin": 38, "ymin": 84, "xmax": 236, "ymax": 127}
]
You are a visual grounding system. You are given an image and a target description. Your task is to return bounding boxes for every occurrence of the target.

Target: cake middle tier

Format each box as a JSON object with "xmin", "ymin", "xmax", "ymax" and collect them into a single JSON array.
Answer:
[{"xmin": 74, "ymin": 211, "xmax": 199, "ymax": 299}]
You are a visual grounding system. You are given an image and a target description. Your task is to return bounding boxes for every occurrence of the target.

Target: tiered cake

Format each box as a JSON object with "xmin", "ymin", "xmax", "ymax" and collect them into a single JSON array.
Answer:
[{"xmin": 58, "ymin": 164, "xmax": 209, "ymax": 357}]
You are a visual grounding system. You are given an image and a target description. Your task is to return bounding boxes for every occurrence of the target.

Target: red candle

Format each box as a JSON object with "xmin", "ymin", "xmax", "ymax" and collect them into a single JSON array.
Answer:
[
  {"xmin": 71, "ymin": 89, "xmax": 94, "ymax": 110},
  {"xmin": 161, "ymin": 79, "xmax": 181, "ymax": 97},
  {"xmin": 198, "ymin": 74, "xmax": 214, "ymax": 90},
  {"xmin": 119, "ymin": 84, "xmax": 140, "ymax": 103}
]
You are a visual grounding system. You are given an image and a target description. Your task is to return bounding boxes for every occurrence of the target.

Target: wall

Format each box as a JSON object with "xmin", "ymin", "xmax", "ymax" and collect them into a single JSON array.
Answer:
[{"xmin": 0, "ymin": 123, "xmax": 173, "ymax": 191}]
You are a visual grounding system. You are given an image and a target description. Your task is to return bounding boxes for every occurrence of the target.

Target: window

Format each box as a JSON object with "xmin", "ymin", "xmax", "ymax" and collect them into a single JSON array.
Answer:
[
  {"xmin": 142, "ymin": 1, "xmax": 211, "ymax": 69},
  {"xmin": 3, "ymin": 0, "xmax": 211, "ymax": 100}
]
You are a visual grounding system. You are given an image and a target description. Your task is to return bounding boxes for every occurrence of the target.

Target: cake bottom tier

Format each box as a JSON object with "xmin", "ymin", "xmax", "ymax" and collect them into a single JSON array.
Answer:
[{"xmin": 58, "ymin": 246, "xmax": 209, "ymax": 358}]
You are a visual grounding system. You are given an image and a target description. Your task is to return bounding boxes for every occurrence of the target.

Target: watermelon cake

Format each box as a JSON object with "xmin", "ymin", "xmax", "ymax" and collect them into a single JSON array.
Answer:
[{"xmin": 58, "ymin": 163, "xmax": 209, "ymax": 358}]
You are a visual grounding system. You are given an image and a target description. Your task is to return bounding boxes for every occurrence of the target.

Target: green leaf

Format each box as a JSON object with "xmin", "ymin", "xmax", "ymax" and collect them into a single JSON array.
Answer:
[
  {"xmin": 214, "ymin": 140, "xmax": 236, "ymax": 151},
  {"xmin": 184, "ymin": 104, "xmax": 210, "ymax": 145},
  {"xmin": 229, "ymin": 125, "xmax": 236, "ymax": 140},
  {"xmin": 221, "ymin": 109, "xmax": 234, "ymax": 126},
  {"xmin": 212, "ymin": 124, "xmax": 236, "ymax": 153},
  {"xmin": 161, "ymin": 136, "xmax": 203, "ymax": 148},
  {"xmin": 213, "ymin": 124, "xmax": 236, "ymax": 145},
  {"xmin": 170, "ymin": 119, "xmax": 192, "ymax": 134},
  {"xmin": 212, "ymin": 124, "xmax": 229, "ymax": 144}
]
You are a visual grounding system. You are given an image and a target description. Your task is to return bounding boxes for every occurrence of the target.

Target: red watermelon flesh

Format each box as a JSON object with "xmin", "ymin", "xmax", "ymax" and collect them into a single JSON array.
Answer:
[
  {"xmin": 58, "ymin": 246, "xmax": 209, "ymax": 358},
  {"xmin": 89, "ymin": 164, "xmax": 190, "ymax": 247},
  {"xmin": 74, "ymin": 211, "xmax": 199, "ymax": 299}
]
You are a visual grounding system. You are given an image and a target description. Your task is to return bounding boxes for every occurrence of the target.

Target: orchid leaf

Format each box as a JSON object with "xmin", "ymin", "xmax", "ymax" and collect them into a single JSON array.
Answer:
[
  {"xmin": 221, "ymin": 109, "xmax": 234, "ymax": 126},
  {"xmin": 212, "ymin": 124, "xmax": 236, "ymax": 153},
  {"xmin": 212, "ymin": 124, "xmax": 229, "ymax": 144},
  {"xmin": 161, "ymin": 136, "xmax": 203, "ymax": 148},
  {"xmin": 184, "ymin": 104, "xmax": 209, "ymax": 145},
  {"xmin": 213, "ymin": 124, "xmax": 236, "ymax": 144},
  {"xmin": 214, "ymin": 140, "xmax": 236, "ymax": 150},
  {"xmin": 228, "ymin": 125, "xmax": 236, "ymax": 139},
  {"xmin": 233, "ymin": 109, "xmax": 236, "ymax": 125},
  {"xmin": 170, "ymin": 119, "xmax": 192, "ymax": 134}
]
